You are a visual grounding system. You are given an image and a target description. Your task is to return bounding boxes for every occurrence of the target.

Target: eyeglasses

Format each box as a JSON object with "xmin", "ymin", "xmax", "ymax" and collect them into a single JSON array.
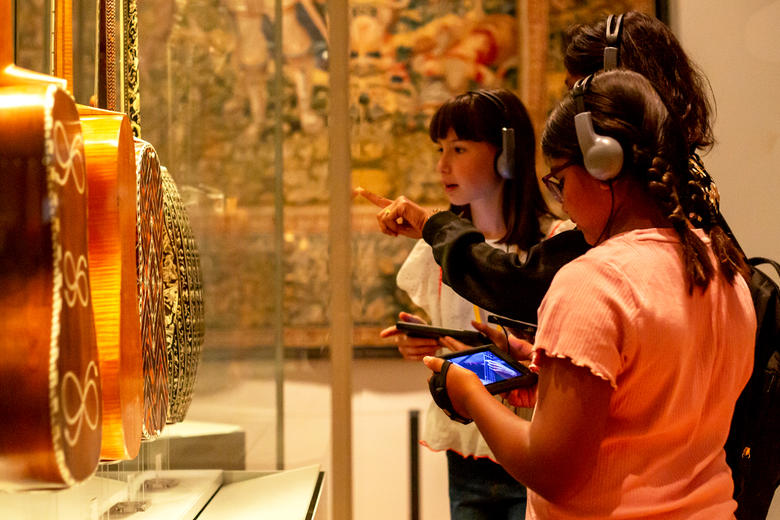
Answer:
[{"xmin": 542, "ymin": 160, "xmax": 577, "ymax": 202}]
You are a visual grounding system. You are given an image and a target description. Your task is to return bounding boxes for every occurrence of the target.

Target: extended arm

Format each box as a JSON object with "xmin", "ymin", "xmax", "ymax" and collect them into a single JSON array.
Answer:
[
  {"xmin": 422, "ymin": 211, "xmax": 591, "ymax": 322},
  {"xmin": 424, "ymin": 354, "xmax": 613, "ymax": 501},
  {"xmin": 356, "ymin": 188, "xmax": 590, "ymax": 322}
]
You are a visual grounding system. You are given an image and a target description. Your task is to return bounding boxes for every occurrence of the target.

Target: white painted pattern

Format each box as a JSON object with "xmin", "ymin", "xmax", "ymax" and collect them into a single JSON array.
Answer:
[
  {"xmin": 51, "ymin": 120, "xmax": 86, "ymax": 194},
  {"xmin": 60, "ymin": 361, "xmax": 100, "ymax": 447},
  {"xmin": 62, "ymin": 251, "xmax": 89, "ymax": 308}
]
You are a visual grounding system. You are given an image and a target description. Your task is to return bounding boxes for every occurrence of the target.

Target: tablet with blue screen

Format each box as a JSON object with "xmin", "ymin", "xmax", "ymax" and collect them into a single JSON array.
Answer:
[{"xmin": 441, "ymin": 344, "xmax": 537, "ymax": 394}]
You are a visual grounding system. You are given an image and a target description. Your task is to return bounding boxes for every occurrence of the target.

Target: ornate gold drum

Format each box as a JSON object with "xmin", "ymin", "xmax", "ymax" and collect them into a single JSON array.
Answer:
[{"xmin": 160, "ymin": 167, "xmax": 205, "ymax": 424}]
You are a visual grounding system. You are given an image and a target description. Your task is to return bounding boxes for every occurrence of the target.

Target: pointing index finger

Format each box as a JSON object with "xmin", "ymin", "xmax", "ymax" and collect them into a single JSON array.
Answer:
[{"xmin": 355, "ymin": 187, "xmax": 393, "ymax": 209}]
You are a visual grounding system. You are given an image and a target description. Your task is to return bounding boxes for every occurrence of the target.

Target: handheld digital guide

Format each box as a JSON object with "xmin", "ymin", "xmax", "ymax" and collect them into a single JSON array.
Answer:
[
  {"xmin": 439, "ymin": 344, "xmax": 537, "ymax": 395},
  {"xmin": 487, "ymin": 314, "xmax": 538, "ymax": 341},
  {"xmin": 395, "ymin": 321, "xmax": 490, "ymax": 347}
]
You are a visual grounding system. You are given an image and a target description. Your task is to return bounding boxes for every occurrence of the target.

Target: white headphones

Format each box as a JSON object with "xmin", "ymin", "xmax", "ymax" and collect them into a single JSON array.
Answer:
[{"xmin": 572, "ymin": 75, "xmax": 624, "ymax": 181}]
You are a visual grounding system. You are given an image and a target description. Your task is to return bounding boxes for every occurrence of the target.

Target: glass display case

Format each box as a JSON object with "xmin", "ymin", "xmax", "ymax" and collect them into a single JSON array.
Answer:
[{"xmin": 1, "ymin": 0, "xmax": 659, "ymax": 518}]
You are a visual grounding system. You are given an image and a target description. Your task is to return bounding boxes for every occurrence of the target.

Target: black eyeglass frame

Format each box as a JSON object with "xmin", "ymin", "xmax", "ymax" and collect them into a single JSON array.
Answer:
[{"xmin": 542, "ymin": 160, "xmax": 578, "ymax": 202}]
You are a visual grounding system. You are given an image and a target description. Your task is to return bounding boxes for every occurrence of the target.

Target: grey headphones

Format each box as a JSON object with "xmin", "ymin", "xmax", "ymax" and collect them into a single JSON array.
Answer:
[
  {"xmin": 572, "ymin": 75, "xmax": 624, "ymax": 181},
  {"xmin": 603, "ymin": 14, "xmax": 624, "ymax": 70},
  {"xmin": 474, "ymin": 90, "xmax": 516, "ymax": 180}
]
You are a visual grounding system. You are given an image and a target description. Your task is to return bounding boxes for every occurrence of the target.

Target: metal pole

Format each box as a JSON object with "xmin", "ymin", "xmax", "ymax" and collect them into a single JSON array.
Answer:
[
  {"xmin": 273, "ymin": 0, "xmax": 285, "ymax": 471},
  {"xmin": 409, "ymin": 410, "xmax": 420, "ymax": 520}
]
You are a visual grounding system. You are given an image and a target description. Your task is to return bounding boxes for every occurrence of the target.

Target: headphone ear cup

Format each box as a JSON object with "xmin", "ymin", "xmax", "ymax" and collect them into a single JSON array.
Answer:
[
  {"xmin": 495, "ymin": 127, "xmax": 515, "ymax": 179},
  {"xmin": 575, "ymin": 112, "xmax": 623, "ymax": 181}
]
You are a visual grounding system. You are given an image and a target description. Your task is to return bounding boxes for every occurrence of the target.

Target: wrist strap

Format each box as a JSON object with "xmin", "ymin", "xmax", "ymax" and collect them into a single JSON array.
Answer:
[{"xmin": 428, "ymin": 360, "xmax": 472, "ymax": 424}]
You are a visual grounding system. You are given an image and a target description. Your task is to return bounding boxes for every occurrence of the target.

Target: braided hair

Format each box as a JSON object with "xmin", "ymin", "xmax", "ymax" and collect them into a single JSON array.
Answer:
[
  {"xmin": 562, "ymin": 12, "xmax": 744, "ymax": 274},
  {"xmin": 541, "ymin": 70, "xmax": 747, "ymax": 292}
]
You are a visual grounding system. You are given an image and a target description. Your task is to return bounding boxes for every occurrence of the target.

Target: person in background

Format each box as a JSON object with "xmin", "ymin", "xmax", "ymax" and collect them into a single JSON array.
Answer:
[
  {"xmin": 359, "ymin": 88, "xmax": 571, "ymax": 518},
  {"xmin": 563, "ymin": 10, "xmax": 733, "ymax": 254},
  {"xmin": 424, "ymin": 69, "xmax": 754, "ymax": 519}
]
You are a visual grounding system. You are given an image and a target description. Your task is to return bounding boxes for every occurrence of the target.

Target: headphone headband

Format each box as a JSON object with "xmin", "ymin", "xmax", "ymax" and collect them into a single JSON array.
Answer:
[
  {"xmin": 603, "ymin": 13, "xmax": 624, "ymax": 70},
  {"xmin": 473, "ymin": 90, "xmax": 509, "ymax": 127},
  {"xmin": 572, "ymin": 75, "xmax": 592, "ymax": 113}
]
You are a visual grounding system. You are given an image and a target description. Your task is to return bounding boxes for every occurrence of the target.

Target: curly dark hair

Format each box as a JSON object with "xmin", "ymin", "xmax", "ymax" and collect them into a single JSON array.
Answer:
[
  {"xmin": 562, "ymin": 12, "xmax": 745, "ymax": 278},
  {"xmin": 563, "ymin": 11, "xmax": 715, "ymax": 154},
  {"xmin": 541, "ymin": 70, "xmax": 747, "ymax": 292},
  {"xmin": 429, "ymin": 89, "xmax": 549, "ymax": 251}
]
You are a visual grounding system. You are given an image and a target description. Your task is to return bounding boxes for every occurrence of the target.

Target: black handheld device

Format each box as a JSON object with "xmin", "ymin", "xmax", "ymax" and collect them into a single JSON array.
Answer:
[
  {"xmin": 487, "ymin": 315, "xmax": 537, "ymax": 340},
  {"xmin": 439, "ymin": 344, "xmax": 537, "ymax": 394},
  {"xmin": 395, "ymin": 322, "xmax": 490, "ymax": 347}
]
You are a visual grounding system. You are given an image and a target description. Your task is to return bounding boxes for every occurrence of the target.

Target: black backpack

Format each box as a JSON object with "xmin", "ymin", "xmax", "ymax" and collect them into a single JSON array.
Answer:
[{"xmin": 725, "ymin": 256, "xmax": 780, "ymax": 519}]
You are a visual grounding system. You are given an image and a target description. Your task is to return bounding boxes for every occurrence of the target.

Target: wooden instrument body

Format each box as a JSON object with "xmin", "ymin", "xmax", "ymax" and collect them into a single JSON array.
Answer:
[
  {"xmin": 0, "ymin": 83, "xmax": 102, "ymax": 489},
  {"xmin": 51, "ymin": 0, "xmax": 144, "ymax": 461},
  {"xmin": 134, "ymin": 139, "xmax": 168, "ymax": 439},
  {"xmin": 95, "ymin": 0, "xmax": 168, "ymax": 441},
  {"xmin": 78, "ymin": 105, "xmax": 142, "ymax": 461}
]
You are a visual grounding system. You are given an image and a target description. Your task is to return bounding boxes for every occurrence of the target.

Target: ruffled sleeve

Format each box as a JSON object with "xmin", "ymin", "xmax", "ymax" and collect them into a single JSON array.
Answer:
[{"xmin": 533, "ymin": 254, "xmax": 640, "ymax": 389}]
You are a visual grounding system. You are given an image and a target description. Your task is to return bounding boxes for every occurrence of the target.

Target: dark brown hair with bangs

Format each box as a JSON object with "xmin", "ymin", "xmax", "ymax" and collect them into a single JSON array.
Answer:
[{"xmin": 429, "ymin": 89, "xmax": 549, "ymax": 251}]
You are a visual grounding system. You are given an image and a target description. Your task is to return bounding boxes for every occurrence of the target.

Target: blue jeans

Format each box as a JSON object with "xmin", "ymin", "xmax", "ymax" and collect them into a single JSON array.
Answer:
[{"xmin": 447, "ymin": 450, "xmax": 527, "ymax": 519}]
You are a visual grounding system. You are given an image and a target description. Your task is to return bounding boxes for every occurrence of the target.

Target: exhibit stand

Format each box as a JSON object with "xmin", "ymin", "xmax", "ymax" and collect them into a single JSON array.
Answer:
[
  {"xmin": 0, "ymin": 421, "xmax": 323, "ymax": 519},
  {"xmin": 0, "ymin": 467, "xmax": 323, "ymax": 519}
]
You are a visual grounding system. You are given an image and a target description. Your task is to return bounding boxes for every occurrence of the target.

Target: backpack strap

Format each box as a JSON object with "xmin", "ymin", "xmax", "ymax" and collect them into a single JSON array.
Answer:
[{"xmin": 748, "ymin": 257, "xmax": 780, "ymax": 279}]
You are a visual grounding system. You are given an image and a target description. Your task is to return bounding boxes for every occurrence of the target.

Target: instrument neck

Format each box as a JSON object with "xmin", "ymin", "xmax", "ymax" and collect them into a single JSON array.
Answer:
[
  {"xmin": 0, "ymin": 0, "xmax": 67, "ymax": 87},
  {"xmin": 97, "ymin": 0, "xmax": 116, "ymax": 110},
  {"xmin": 0, "ymin": 0, "xmax": 12, "ymax": 71},
  {"xmin": 52, "ymin": 0, "xmax": 74, "ymax": 93}
]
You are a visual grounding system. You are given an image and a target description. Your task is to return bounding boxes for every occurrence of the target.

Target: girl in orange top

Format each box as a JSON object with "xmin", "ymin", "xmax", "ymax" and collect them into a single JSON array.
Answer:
[{"xmin": 424, "ymin": 70, "xmax": 755, "ymax": 518}]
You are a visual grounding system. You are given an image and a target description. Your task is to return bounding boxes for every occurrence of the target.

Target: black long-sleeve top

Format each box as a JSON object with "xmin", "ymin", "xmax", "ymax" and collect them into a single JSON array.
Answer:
[{"xmin": 421, "ymin": 211, "xmax": 591, "ymax": 323}]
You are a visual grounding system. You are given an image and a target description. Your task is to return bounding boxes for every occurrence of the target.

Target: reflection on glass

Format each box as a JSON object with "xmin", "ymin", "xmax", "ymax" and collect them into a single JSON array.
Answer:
[{"xmin": 15, "ymin": 0, "xmax": 95, "ymax": 104}]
